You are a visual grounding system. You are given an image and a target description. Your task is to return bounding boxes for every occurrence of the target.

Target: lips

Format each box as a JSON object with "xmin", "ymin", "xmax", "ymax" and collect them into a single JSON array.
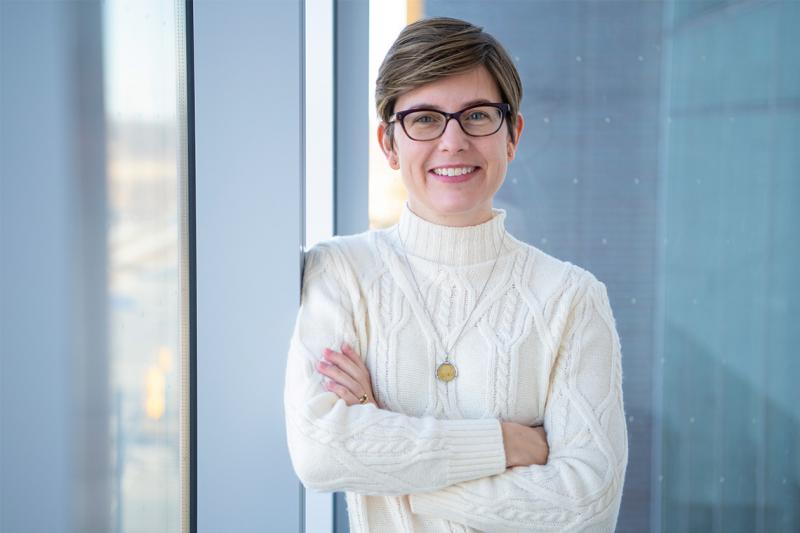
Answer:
[
  {"xmin": 431, "ymin": 166, "xmax": 476, "ymax": 177},
  {"xmin": 429, "ymin": 165, "xmax": 480, "ymax": 183}
]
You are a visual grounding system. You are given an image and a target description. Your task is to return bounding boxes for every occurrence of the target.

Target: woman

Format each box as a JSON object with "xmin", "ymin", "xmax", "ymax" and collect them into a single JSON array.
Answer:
[{"xmin": 285, "ymin": 17, "xmax": 627, "ymax": 532}]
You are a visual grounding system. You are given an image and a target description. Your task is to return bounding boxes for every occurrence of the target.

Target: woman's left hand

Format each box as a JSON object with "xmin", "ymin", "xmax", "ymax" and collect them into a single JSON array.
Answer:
[{"xmin": 315, "ymin": 343, "xmax": 378, "ymax": 407}]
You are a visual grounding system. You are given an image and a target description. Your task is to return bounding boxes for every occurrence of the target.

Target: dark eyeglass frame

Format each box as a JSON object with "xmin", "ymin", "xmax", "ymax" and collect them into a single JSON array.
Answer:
[{"xmin": 389, "ymin": 102, "xmax": 511, "ymax": 141}]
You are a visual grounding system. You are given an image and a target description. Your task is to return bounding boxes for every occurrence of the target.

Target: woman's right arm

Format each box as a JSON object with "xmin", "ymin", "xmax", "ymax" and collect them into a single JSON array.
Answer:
[{"xmin": 283, "ymin": 242, "xmax": 509, "ymax": 496}]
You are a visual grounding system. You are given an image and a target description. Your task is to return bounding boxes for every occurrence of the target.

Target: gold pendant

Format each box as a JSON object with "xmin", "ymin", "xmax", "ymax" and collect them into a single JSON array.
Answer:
[{"xmin": 436, "ymin": 361, "xmax": 458, "ymax": 382}]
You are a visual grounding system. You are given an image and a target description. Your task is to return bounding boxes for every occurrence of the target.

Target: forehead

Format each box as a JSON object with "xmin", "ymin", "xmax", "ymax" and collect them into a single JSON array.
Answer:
[{"xmin": 394, "ymin": 65, "xmax": 502, "ymax": 111}]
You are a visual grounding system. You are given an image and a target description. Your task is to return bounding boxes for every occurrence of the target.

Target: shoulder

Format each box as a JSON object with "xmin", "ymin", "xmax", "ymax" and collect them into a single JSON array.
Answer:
[
  {"xmin": 505, "ymin": 234, "xmax": 609, "ymax": 329},
  {"xmin": 506, "ymin": 234, "xmax": 599, "ymax": 296},
  {"xmin": 303, "ymin": 228, "xmax": 386, "ymax": 285}
]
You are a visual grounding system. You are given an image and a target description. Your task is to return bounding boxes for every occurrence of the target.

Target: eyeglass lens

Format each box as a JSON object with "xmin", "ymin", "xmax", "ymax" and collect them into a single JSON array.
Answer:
[{"xmin": 402, "ymin": 105, "xmax": 504, "ymax": 140}]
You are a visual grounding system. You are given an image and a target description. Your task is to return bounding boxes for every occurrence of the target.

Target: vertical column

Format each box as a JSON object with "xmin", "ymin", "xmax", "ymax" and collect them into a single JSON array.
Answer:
[
  {"xmin": 335, "ymin": 0, "xmax": 370, "ymax": 237},
  {"xmin": 193, "ymin": 1, "xmax": 304, "ymax": 532},
  {"xmin": 0, "ymin": 3, "xmax": 109, "ymax": 532}
]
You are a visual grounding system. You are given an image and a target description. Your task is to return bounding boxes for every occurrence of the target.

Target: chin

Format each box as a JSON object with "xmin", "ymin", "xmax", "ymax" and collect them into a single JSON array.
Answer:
[{"xmin": 423, "ymin": 182, "xmax": 498, "ymax": 218}]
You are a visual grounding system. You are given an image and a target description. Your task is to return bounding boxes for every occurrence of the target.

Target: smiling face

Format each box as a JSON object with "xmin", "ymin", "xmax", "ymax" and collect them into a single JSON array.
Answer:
[{"xmin": 378, "ymin": 65, "xmax": 524, "ymax": 227}]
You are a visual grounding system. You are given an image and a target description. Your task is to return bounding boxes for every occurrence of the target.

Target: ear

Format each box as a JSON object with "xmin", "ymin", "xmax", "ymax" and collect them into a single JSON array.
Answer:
[
  {"xmin": 507, "ymin": 112, "xmax": 525, "ymax": 161},
  {"xmin": 377, "ymin": 122, "xmax": 400, "ymax": 170}
]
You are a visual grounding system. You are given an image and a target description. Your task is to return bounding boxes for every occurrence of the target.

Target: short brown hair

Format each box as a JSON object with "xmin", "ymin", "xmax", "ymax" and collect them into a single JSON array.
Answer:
[{"xmin": 376, "ymin": 17, "xmax": 523, "ymax": 144}]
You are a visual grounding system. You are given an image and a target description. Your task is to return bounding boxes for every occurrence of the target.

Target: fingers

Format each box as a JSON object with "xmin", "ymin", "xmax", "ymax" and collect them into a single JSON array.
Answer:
[
  {"xmin": 315, "ymin": 343, "xmax": 375, "ymax": 406},
  {"xmin": 322, "ymin": 347, "xmax": 362, "ymax": 382},
  {"xmin": 340, "ymin": 343, "xmax": 364, "ymax": 366},
  {"xmin": 324, "ymin": 379, "xmax": 360, "ymax": 406},
  {"xmin": 530, "ymin": 425, "xmax": 549, "ymax": 465},
  {"xmin": 316, "ymin": 359, "xmax": 363, "ymax": 398}
]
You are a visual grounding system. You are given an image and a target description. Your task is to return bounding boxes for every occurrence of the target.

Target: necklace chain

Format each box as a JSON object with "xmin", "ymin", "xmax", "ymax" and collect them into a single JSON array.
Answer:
[{"xmin": 396, "ymin": 225, "xmax": 506, "ymax": 375}]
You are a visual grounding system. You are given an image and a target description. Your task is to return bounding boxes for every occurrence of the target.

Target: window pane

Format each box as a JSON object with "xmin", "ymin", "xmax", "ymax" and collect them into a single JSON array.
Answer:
[
  {"xmin": 0, "ymin": 2, "xmax": 189, "ymax": 531},
  {"xmin": 104, "ymin": 1, "xmax": 189, "ymax": 532}
]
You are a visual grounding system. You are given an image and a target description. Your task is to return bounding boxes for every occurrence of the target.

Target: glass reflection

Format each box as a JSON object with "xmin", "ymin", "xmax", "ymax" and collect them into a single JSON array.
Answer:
[{"xmin": 103, "ymin": 1, "xmax": 186, "ymax": 532}]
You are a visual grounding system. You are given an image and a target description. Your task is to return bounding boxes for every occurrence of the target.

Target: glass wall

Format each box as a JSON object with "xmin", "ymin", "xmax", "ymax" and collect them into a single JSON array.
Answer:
[
  {"xmin": 1, "ymin": 1, "xmax": 189, "ymax": 531},
  {"xmin": 366, "ymin": 0, "xmax": 800, "ymax": 532},
  {"xmin": 659, "ymin": 1, "xmax": 799, "ymax": 531},
  {"xmin": 104, "ymin": 2, "xmax": 189, "ymax": 531}
]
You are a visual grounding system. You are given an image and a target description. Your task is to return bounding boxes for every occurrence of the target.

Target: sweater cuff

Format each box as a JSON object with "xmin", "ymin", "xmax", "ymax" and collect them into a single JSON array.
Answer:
[{"xmin": 441, "ymin": 418, "xmax": 506, "ymax": 484}]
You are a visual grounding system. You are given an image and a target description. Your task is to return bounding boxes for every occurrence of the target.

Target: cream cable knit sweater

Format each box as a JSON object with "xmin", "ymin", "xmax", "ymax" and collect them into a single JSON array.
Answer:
[{"xmin": 284, "ymin": 204, "xmax": 628, "ymax": 532}]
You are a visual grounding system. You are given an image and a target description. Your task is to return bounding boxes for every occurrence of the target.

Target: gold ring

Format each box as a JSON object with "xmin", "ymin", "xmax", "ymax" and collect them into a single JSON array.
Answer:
[{"xmin": 357, "ymin": 393, "xmax": 368, "ymax": 404}]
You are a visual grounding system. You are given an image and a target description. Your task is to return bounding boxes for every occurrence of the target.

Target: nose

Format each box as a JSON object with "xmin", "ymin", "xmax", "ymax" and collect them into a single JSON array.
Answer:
[{"xmin": 437, "ymin": 116, "xmax": 470, "ymax": 152}]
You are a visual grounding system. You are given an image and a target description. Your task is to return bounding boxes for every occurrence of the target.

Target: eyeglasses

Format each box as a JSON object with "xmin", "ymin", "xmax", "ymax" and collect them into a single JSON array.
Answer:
[{"xmin": 390, "ymin": 103, "xmax": 511, "ymax": 141}]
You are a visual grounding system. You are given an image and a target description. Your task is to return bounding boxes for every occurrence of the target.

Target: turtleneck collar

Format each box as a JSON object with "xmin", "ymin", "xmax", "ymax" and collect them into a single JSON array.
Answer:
[{"xmin": 394, "ymin": 202, "xmax": 510, "ymax": 265}]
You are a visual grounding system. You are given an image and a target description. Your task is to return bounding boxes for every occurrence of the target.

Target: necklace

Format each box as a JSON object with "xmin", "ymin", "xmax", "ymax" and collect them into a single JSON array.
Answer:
[{"xmin": 397, "ymin": 225, "xmax": 506, "ymax": 383}]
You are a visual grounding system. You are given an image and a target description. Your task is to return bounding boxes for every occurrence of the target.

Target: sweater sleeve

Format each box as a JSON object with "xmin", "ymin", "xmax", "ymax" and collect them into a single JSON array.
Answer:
[
  {"xmin": 284, "ymin": 242, "xmax": 507, "ymax": 495},
  {"xmin": 407, "ymin": 275, "xmax": 628, "ymax": 532}
]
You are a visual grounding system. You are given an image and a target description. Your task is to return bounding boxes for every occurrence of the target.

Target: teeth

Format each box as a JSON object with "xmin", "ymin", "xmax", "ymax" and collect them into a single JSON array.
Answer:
[{"xmin": 432, "ymin": 167, "xmax": 475, "ymax": 177}]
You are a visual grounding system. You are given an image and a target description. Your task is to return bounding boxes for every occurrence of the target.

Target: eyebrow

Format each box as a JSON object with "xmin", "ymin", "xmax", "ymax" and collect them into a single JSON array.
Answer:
[{"xmin": 402, "ymin": 99, "xmax": 495, "ymax": 112}]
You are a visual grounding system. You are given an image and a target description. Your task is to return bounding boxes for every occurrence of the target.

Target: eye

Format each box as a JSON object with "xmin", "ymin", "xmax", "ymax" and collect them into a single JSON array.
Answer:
[
  {"xmin": 411, "ymin": 112, "xmax": 443, "ymax": 124},
  {"xmin": 466, "ymin": 111, "xmax": 489, "ymax": 121}
]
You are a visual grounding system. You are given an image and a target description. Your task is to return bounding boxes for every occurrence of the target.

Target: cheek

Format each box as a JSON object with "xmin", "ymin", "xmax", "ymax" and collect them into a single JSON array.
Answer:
[
  {"xmin": 397, "ymin": 146, "xmax": 430, "ymax": 174},
  {"xmin": 485, "ymin": 145, "xmax": 510, "ymax": 170}
]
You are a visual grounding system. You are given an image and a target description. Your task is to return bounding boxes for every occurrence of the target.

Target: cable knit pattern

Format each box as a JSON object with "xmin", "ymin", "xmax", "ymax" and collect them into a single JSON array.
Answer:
[{"xmin": 284, "ymin": 203, "xmax": 628, "ymax": 532}]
